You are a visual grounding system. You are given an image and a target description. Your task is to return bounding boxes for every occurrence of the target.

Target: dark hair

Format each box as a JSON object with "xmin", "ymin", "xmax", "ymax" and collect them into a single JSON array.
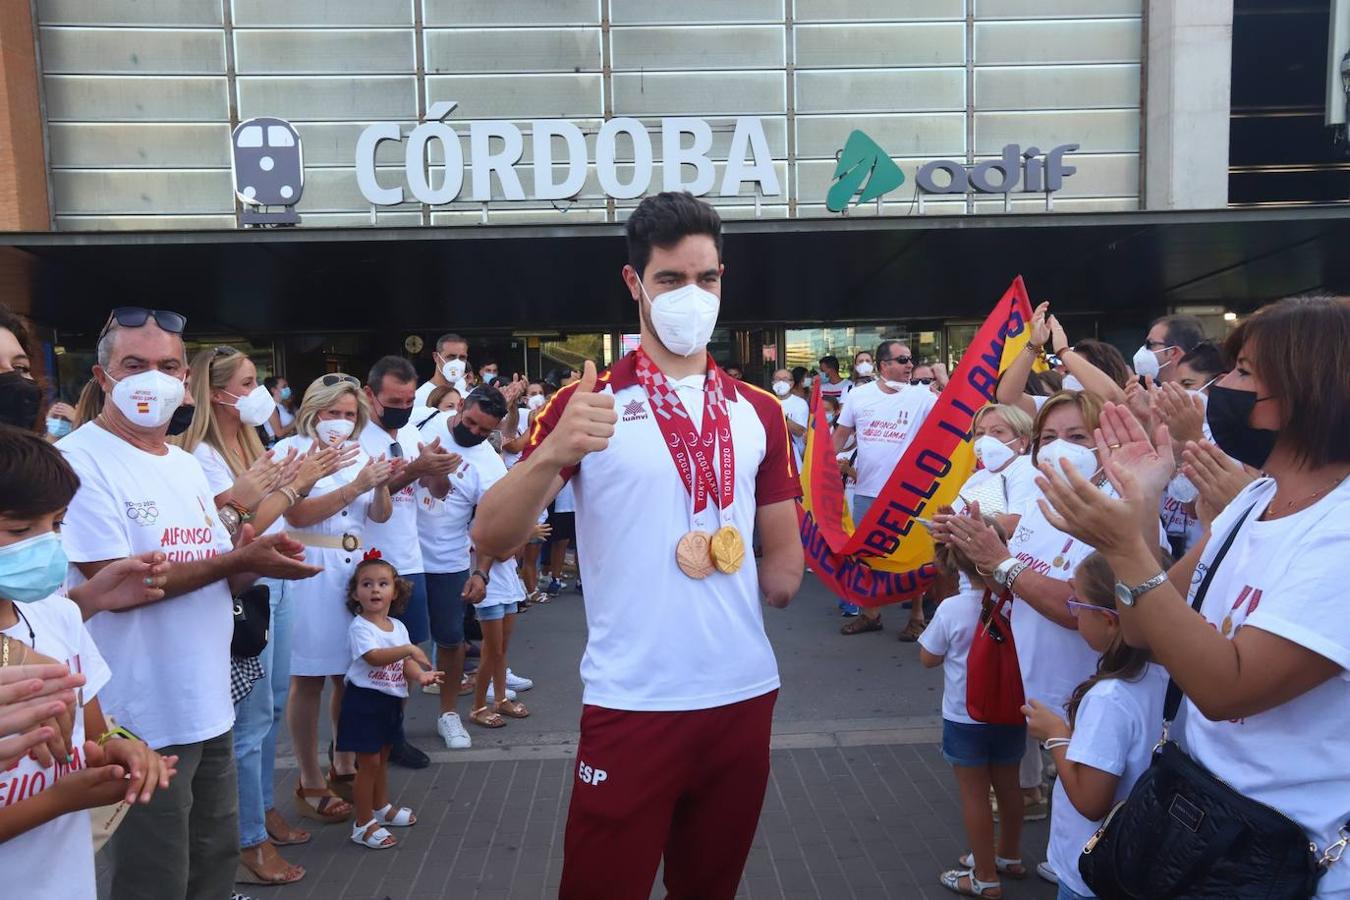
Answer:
[
  {"xmin": 464, "ymin": 384, "xmax": 508, "ymax": 420},
  {"xmin": 1071, "ymin": 339, "xmax": 1131, "ymax": 388},
  {"xmin": 1152, "ymin": 314, "xmax": 1206, "ymax": 354},
  {"xmin": 625, "ymin": 191, "xmax": 723, "ymax": 278},
  {"xmin": 0, "ymin": 305, "xmax": 33, "ymax": 357},
  {"xmin": 0, "ymin": 425, "xmax": 81, "ymax": 518},
  {"xmin": 1178, "ymin": 340, "xmax": 1228, "ymax": 380},
  {"xmin": 1022, "ymin": 369, "xmax": 1063, "ymax": 397},
  {"xmin": 345, "ymin": 557, "xmax": 412, "ymax": 616},
  {"xmin": 263, "ymin": 376, "xmax": 284, "ymax": 392},
  {"xmin": 818, "ymin": 355, "xmax": 839, "ymax": 372},
  {"xmin": 876, "ymin": 339, "xmax": 908, "ymax": 362},
  {"xmin": 1225, "ymin": 294, "xmax": 1350, "ymax": 468},
  {"xmin": 790, "ymin": 366, "xmax": 807, "ymax": 387},
  {"xmin": 367, "ymin": 355, "xmax": 417, "ymax": 395},
  {"xmin": 435, "ymin": 333, "xmax": 467, "ymax": 355},
  {"xmin": 1064, "ymin": 547, "xmax": 1172, "ymax": 725}
]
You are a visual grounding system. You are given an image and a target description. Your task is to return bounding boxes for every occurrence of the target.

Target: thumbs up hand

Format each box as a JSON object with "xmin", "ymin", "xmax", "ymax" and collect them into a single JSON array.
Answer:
[{"xmin": 541, "ymin": 360, "xmax": 615, "ymax": 469}]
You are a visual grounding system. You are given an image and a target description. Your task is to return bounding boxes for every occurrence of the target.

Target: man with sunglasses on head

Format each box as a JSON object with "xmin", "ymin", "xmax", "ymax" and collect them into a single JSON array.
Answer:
[
  {"xmin": 831, "ymin": 340, "xmax": 938, "ymax": 639},
  {"xmin": 55, "ymin": 307, "xmax": 323, "ymax": 900}
]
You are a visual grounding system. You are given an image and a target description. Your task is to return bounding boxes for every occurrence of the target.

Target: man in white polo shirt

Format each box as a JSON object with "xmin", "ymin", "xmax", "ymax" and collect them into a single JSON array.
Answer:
[
  {"xmin": 58, "ymin": 306, "xmax": 321, "ymax": 900},
  {"xmin": 359, "ymin": 355, "xmax": 459, "ymax": 768},
  {"xmin": 473, "ymin": 192, "xmax": 803, "ymax": 900},
  {"xmin": 832, "ymin": 339, "xmax": 938, "ymax": 638}
]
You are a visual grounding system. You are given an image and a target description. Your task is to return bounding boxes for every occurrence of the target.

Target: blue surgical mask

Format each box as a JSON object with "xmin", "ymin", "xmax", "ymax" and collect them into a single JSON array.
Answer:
[
  {"xmin": 46, "ymin": 417, "xmax": 73, "ymax": 438},
  {"xmin": 0, "ymin": 532, "xmax": 68, "ymax": 604},
  {"xmin": 481, "ymin": 372, "xmax": 498, "ymax": 384},
  {"xmin": 279, "ymin": 386, "xmax": 292, "ymax": 401}
]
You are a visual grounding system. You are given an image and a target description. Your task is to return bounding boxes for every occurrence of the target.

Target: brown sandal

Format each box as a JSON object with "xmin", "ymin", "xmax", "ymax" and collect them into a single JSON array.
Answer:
[
  {"xmin": 841, "ymin": 614, "xmax": 883, "ymax": 635},
  {"xmin": 327, "ymin": 766, "xmax": 356, "ymax": 803},
  {"xmin": 496, "ymin": 699, "xmax": 530, "ymax": 719},
  {"xmin": 293, "ymin": 784, "xmax": 352, "ymax": 823},
  {"xmin": 265, "ymin": 808, "xmax": 311, "ymax": 846},
  {"xmin": 236, "ymin": 839, "xmax": 305, "ymax": 885},
  {"xmin": 469, "ymin": 705, "xmax": 506, "ymax": 728},
  {"xmin": 897, "ymin": 618, "xmax": 928, "ymax": 642}
]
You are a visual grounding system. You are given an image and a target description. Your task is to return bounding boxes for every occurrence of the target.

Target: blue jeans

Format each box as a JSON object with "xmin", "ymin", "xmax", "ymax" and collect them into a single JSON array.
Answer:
[
  {"xmin": 837, "ymin": 494, "xmax": 877, "ymax": 615},
  {"xmin": 1058, "ymin": 884, "xmax": 1094, "ymax": 900},
  {"xmin": 233, "ymin": 578, "xmax": 294, "ymax": 848},
  {"xmin": 393, "ymin": 572, "xmax": 430, "ymax": 645}
]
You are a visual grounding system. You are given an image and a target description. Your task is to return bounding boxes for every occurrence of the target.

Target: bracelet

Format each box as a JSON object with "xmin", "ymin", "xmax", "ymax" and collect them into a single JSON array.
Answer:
[
  {"xmin": 1, "ymin": 634, "xmax": 8, "ymax": 667},
  {"xmin": 97, "ymin": 725, "xmax": 141, "ymax": 747},
  {"xmin": 471, "ymin": 569, "xmax": 490, "ymax": 585},
  {"xmin": 279, "ymin": 486, "xmax": 300, "ymax": 507},
  {"xmin": 1042, "ymin": 737, "xmax": 1072, "ymax": 751},
  {"xmin": 1025, "ymin": 343, "xmax": 1042, "ymax": 355}
]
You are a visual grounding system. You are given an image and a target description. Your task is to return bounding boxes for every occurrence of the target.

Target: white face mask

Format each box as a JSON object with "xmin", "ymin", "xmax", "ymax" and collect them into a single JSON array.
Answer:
[
  {"xmin": 883, "ymin": 380, "xmax": 908, "ymax": 392},
  {"xmin": 107, "ymin": 369, "xmax": 185, "ymax": 429},
  {"xmin": 1132, "ymin": 345, "xmax": 1168, "ymax": 380},
  {"xmin": 855, "ymin": 361, "xmax": 874, "ymax": 377},
  {"xmin": 527, "ymin": 393, "xmax": 546, "ymax": 410},
  {"xmin": 222, "ymin": 385, "xmax": 275, "ymax": 427},
  {"xmin": 1039, "ymin": 438, "xmax": 1099, "ymax": 480},
  {"xmin": 441, "ymin": 358, "xmax": 466, "ymax": 382},
  {"xmin": 1061, "ymin": 374, "xmax": 1084, "ymax": 392},
  {"xmin": 802, "ymin": 376, "xmax": 814, "ymax": 388},
  {"xmin": 973, "ymin": 435, "xmax": 1018, "ymax": 472},
  {"xmin": 772, "ymin": 380, "xmax": 792, "ymax": 397},
  {"xmin": 641, "ymin": 281, "xmax": 720, "ymax": 358},
  {"xmin": 315, "ymin": 418, "xmax": 355, "ymax": 447}
]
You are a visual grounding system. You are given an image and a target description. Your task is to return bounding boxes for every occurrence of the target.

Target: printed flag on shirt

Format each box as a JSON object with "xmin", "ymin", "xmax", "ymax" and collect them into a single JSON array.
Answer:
[{"xmin": 797, "ymin": 276, "xmax": 1034, "ymax": 607}]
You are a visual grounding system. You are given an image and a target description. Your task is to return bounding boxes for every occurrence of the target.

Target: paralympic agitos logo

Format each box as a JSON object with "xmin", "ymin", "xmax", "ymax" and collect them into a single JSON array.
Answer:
[{"xmin": 826, "ymin": 129, "xmax": 1078, "ymax": 213}]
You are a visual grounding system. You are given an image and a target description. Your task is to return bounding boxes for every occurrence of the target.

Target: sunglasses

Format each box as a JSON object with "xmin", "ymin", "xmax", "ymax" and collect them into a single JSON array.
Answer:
[
  {"xmin": 1066, "ymin": 599, "xmax": 1118, "ymax": 619},
  {"xmin": 98, "ymin": 307, "xmax": 188, "ymax": 341},
  {"xmin": 912, "ymin": 377, "xmax": 935, "ymax": 386},
  {"xmin": 880, "ymin": 355, "xmax": 913, "ymax": 365},
  {"xmin": 320, "ymin": 373, "xmax": 360, "ymax": 387}
]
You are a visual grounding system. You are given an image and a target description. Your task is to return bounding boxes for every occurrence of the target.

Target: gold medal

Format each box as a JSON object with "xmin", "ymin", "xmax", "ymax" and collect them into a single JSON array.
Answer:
[
  {"xmin": 709, "ymin": 525, "xmax": 746, "ymax": 575},
  {"xmin": 676, "ymin": 531, "xmax": 716, "ymax": 580},
  {"xmin": 1052, "ymin": 556, "xmax": 1065, "ymax": 569}
]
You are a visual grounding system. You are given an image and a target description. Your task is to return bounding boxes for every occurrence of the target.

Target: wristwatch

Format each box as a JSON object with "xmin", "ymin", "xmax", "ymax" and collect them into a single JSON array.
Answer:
[
  {"xmin": 992, "ymin": 557, "xmax": 1028, "ymax": 590},
  {"xmin": 217, "ymin": 504, "xmax": 240, "ymax": 536},
  {"xmin": 1115, "ymin": 571, "xmax": 1168, "ymax": 607}
]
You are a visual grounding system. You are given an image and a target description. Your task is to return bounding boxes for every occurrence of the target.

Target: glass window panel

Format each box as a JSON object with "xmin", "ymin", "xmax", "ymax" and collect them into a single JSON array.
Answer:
[
  {"xmin": 266, "ymin": 125, "xmax": 295, "ymax": 147},
  {"xmin": 236, "ymin": 125, "xmax": 264, "ymax": 147}
]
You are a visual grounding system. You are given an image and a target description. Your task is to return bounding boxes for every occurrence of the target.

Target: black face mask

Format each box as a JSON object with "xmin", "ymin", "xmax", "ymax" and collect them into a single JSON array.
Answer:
[
  {"xmin": 452, "ymin": 421, "xmax": 488, "ymax": 448},
  {"xmin": 1206, "ymin": 385, "xmax": 1277, "ymax": 470},
  {"xmin": 0, "ymin": 371, "xmax": 42, "ymax": 431},
  {"xmin": 166, "ymin": 403, "xmax": 196, "ymax": 437},
  {"xmin": 376, "ymin": 404, "xmax": 413, "ymax": 431}
]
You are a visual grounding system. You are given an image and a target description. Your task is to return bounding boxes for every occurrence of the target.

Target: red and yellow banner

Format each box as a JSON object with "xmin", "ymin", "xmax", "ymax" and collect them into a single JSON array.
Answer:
[{"xmin": 798, "ymin": 277, "xmax": 1034, "ymax": 607}]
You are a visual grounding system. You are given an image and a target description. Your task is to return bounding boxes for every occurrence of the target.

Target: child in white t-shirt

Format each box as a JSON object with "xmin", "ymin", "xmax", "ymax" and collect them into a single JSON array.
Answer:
[
  {"xmin": 337, "ymin": 552, "xmax": 442, "ymax": 850},
  {"xmin": 1023, "ymin": 549, "xmax": 1172, "ymax": 900},
  {"xmin": 466, "ymin": 524, "xmax": 546, "ymax": 728},
  {"xmin": 0, "ymin": 428, "xmax": 177, "ymax": 900},
  {"xmin": 920, "ymin": 515, "xmax": 1028, "ymax": 898}
]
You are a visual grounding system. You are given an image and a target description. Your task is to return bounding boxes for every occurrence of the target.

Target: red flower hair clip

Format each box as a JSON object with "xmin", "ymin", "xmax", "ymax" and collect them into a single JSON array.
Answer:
[{"xmin": 362, "ymin": 548, "xmax": 383, "ymax": 562}]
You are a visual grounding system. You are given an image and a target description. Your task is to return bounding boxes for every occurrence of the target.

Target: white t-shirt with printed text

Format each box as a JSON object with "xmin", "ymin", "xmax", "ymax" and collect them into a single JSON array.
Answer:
[
  {"xmin": 345, "ymin": 615, "xmax": 411, "ymax": 698},
  {"xmin": 1049, "ymin": 665, "xmax": 1169, "ymax": 898},
  {"xmin": 1178, "ymin": 477, "xmax": 1350, "ymax": 898},
  {"xmin": 359, "ymin": 420, "xmax": 425, "ymax": 575},
  {"xmin": 838, "ymin": 380, "xmax": 938, "ymax": 498},
  {"xmin": 416, "ymin": 418, "xmax": 507, "ymax": 575},
  {"xmin": 0, "ymin": 594, "xmax": 112, "ymax": 900},
  {"xmin": 58, "ymin": 424, "xmax": 235, "ymax": 749}
]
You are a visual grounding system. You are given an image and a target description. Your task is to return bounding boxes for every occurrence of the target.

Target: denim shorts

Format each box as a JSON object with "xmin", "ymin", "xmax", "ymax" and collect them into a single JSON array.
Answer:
[
  {"xmin": 476, "ymin": 601, "xmax": 519, "ymax": 622},
  {"xmin": 391, "ymin": 572, "xmax": 429, "ymax": 645},
  {"xmin": 426, "ymin": 570, "xmax": 470, "ymax": 649},
  {"xmin": 941, "ymin": 719, "xmax": 1027, "ymax": 767}
]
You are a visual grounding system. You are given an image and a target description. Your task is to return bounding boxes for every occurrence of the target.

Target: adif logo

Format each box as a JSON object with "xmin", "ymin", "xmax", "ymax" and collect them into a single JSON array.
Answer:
[
  {"xmin": 827, "ymin": 130, "xmax": 905, "ymax": 213},
  {"xmin": 621, "ymin": 399, "xmax": 648, "ymax": 422},
  {"xmin": 577, "ymin": 760, "xmax": 608, "ymax": 786}
]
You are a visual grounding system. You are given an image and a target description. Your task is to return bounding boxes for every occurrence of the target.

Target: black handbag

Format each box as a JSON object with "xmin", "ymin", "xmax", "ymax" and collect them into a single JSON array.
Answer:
[
  {"xmin": 1079, "ymin": 505, "xmax": 1346, "ymax": 899},
  {"xmin": 231, "ymin": 584, "xmax": 271, "ymax": 658}
]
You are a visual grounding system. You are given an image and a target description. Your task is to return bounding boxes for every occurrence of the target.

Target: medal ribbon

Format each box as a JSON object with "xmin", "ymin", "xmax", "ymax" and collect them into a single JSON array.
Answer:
[{"xmin": 634, "ymin": 348, "xmax": 735, "ymax": 520}]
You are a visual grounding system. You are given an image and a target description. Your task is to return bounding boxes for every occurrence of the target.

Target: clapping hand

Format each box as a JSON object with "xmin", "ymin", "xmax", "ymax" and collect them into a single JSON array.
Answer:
[
  {"xmin": 235, "ymin": 524, "xmax": 322, "ymax": 581},
  {"xmin": 233, "ymin": 451, "xmax": 286, "ymax": 510},
  {"xmin": 90, "ymin": 736, "xmax": 178, "ymax": 805},
  {"xmin": 412, "ymin": 437, "xmax": 461, "ymax": 478},
  {"xmin": 293, "ymin": 441, "xmax": 360, "ymax": 494},
  {"xmin": 0, "ymin": 664, "xmax": 86, "ymax": 770},
  {"xmin": 354, "ymin": 454, "xmax": 396, "ymax": 492},
  {"xmin": 932, "ymin": 501, "xmax": 1010, "ymax": 569},
  {"xmin": 1182, "ymin": 440, "xmax": 1257, "ymax": 527},
  {"xmin": 10, "ymin": 648, "xmax": 78, "ymax": 769},
  {"xmin": 1154, "ymin": 382, "xmax": 1206, "ymax": 449},
  {"xmin": 72, "ymin": 551, "xmax": 170, "ymax": 613},
  {"xmin": 1030, "ymin": 302, "xmax": 1051, "ymax": 347}
]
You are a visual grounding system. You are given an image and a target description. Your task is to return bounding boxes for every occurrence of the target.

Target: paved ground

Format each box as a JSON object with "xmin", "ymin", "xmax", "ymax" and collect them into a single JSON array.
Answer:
[{"xmin": 106, "ymin": 573, "xmax": 1058, "ymax": 899}]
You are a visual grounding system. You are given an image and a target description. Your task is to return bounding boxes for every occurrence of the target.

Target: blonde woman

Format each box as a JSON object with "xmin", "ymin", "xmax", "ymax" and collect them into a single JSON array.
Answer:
[
  {"xmin": 175, "ymin": 347, "xmax": 355, "ymax": 886},
  {"xmin": 275, "ymin": 374, "xmax": 395, "ymax": 827}
]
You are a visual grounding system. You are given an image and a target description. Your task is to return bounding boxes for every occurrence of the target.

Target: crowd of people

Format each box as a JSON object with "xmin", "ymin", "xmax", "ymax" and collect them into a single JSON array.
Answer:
[{"xmin": 0, "ymin": 190, "xmax": 1345, "ymax": 900}]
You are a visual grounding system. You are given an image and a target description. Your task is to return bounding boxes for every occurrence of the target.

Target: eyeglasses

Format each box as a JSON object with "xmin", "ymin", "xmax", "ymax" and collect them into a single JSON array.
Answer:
[
  {"xmin": 911, "ymin": 377, "xmax": 935, "ymax": 386},
  {"xmin": 1066, "ymin": 599, "xmax": 1118, "ymax": 619},
  {"xmin": 879, "ymin": 355, "xmax": 913, "ymax": 365},
  {"xmin": 98, "ymin": 307, "xmax": 188, "ymax": 341},
  {"xmin": 320, "ymin": 373, "xmax": 360, "ymax": 387}
]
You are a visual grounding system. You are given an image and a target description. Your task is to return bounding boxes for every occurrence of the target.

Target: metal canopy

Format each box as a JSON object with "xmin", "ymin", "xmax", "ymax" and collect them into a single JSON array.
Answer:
[{"xmin": 7, "ymin": 205, "xmax": 1350, "ymax": 338}]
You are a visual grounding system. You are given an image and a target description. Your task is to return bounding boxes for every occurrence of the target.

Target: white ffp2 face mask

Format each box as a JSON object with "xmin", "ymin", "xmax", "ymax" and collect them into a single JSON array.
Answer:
[
  {"xmin": 772, "ymin": 380, "xmax": 791, "ymax": 397},
  {"xmin": 641, "ymin": 281, "xmax": 720, "ymax": 358},
  {"xmin": 854, "ymin": 361, "xmax": 874, "ymax": 377},
  {"xmin": 1061, "ymin": 374, "xmax": 1085, "ymax": 392},
  {"xmin": 527, "ymin": 393, "xmax": 546, "ymax": 410},
  {"xmin": 441, "ymin": 358, "xmax": 466, "ymax": 382},
  {"xmin": 1132, "ymin": 345, "xmax": 1168, "ymax": 380},
  {"xmin": 224, "ymin": 385, "xmax": 275, "ymax": 427},
  {"xmin": 108, "ymin": 369, "xmax": 185, "ymax": 429},
  {"xmin": 973, "ymin": 435, "xmax": 1017, "ymax": 472},
  {"xmin": 1039, "ymin": 438, "xmax": 1099, "ymax": 481},
  {"xmin": 315, "ymin": 418, "xmax": 355, "ymax": 447}
]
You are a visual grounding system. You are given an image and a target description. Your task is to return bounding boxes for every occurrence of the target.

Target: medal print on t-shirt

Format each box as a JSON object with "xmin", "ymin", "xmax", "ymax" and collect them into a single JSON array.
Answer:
[
  {"xmin": 196, "ymin": 496, "xmax": 215, "ymax": 529},
  {"xmin": 1051, "ymin": 536, "xmax": 1075, "ymax": 571},
  {"xmin": 1219, "ymin": 584, "xmax": 1262, "ymax": 638}
]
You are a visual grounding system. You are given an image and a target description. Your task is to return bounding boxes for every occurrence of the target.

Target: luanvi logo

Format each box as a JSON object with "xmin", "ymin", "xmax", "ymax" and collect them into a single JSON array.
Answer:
[{"xmin": 826, "ymin": 130, "xmax": 905, "ymax": 213}]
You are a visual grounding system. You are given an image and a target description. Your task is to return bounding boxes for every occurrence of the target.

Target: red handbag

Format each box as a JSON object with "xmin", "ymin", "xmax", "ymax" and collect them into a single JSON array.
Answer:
[{"xmin": 965, "ymin": 589, "xmax": 1026, "ymax": 726}]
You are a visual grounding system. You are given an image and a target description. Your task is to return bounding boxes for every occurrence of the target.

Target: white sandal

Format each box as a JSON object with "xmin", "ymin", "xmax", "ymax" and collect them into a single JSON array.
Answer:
[
  {"xmin": 374, "ymin": 803, "xmax": 416, "ymax": 827},
  {"xmin": 350, "ymin": 818, "xmax": 397, "ymax": 849},
  {"xmin": 957, "ymin": 852, "xmax": 1027, "ymax": 878},
  {"xmin": 939, "ymin": 868, "xmax": 1001, "ymax": 898}
]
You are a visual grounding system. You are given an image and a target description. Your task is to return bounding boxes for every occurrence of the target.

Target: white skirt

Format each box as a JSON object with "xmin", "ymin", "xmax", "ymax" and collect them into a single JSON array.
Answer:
[{"xmin": 288, "ymin": 546, "xmax": 361, "ymax": 677}]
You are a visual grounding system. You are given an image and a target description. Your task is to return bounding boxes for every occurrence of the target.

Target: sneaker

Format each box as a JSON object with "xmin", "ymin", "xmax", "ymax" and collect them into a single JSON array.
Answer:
[
  {"xmin": 484, "ymin": 682, "xmax": 517, "ymax": 702},
  {"xmin": 544, "ymin": 578, "xmax": 568, "ymax": 595},
  {"xmin": 421, "ymin": 682, "xmax": 441, "ymax": 695},
  {"xmin": 436, "ymin": 712, "xmax": 472, "ymax": 750},
  {"xmin": 389, "ymin": 738, "xmax": 429, "ymax": 770},
  {"xmin": 1036, "ymin": 861, "xmax": 1058, "ymax": 884},
  {"xmin": 505, "ymin": 668, "xmax": 533, "ymax": 691}
]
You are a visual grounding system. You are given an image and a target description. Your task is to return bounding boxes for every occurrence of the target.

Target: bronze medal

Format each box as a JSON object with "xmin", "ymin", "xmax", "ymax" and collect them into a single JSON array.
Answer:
[
  {"xmin": 709, "ymin": 525, "xmax": 746, "ymax": 575},
  {"xmin": 676, "ymin": 531, "xmax": 716, "ymax": 580}
]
